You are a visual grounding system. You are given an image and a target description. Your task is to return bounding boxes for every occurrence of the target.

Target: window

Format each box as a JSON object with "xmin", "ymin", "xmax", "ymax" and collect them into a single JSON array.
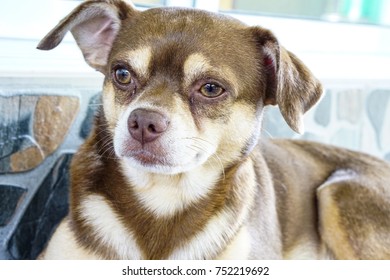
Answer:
[
  {"xmin": 219, "ymin": 0, "xmax": 390, "ymax": 26},
  {"xmin": 133, "ymin": 0, "xmax": 163, "ymax": 5},
  {"xmin": 1, "ymin": 0, "xmax": 389, "ymax": 80}
]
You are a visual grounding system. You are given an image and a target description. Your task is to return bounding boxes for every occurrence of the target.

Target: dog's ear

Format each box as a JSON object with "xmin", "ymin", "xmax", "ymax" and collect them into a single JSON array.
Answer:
[
  {"xmin": 250, "ymin": 27, "xmax": 323, "ymax": 134},
  {"xmin": 37, "ymin": 0, "xmax": 137, "ymax": 72}
]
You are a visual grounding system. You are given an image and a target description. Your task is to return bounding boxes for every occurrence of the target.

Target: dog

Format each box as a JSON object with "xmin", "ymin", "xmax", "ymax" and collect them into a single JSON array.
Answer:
[{"xmin": 37, "ymin": 0, "xmax": 390, "ymax": 259}]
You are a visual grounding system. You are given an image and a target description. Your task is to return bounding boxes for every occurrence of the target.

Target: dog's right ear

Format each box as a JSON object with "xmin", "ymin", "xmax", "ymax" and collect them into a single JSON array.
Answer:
[{"xmin": 37, "ymin": 0, "xmax": 137, "ymax": 72}]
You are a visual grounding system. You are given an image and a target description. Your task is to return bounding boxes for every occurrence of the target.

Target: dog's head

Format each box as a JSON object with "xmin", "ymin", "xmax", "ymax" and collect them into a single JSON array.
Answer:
[{"xmin": 38, "ymin": 0, "xmax": 322, "ymax": 175}]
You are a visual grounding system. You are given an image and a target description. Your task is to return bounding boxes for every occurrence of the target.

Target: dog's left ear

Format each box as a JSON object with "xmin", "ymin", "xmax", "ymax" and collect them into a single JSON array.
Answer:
[
  {"xmin": 37, "ymin": 0, "xmax": 137, "ymax": 72},
  {"xmin": 250, "ymin": 27, "xmax": 323, "ymax": 134}
]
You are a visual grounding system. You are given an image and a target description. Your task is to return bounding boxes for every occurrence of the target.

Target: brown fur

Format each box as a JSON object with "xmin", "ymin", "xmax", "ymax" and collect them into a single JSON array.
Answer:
[
  {"xmin": 37, "ymin": 0, "xmax": 390, "ymax": 260},
  {"xmin": 264, "ymin": 139, "xmax": 390, "ymax": 259}
]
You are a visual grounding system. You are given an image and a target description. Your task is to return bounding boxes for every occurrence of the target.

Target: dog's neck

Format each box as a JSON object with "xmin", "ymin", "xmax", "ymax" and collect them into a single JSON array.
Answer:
[{"xmin": 120, "ymin": 159, "xmax": 223, "ymax": 218}]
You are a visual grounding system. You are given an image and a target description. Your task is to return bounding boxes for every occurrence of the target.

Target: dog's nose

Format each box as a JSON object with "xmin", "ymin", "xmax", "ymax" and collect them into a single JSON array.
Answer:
[{"xmin": 128, "ymin": 109, "xmax": 169, "ymax": 144}]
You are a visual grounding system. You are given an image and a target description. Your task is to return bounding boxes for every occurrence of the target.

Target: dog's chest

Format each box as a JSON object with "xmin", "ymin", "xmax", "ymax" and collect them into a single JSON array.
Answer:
[
  {"xmin": 76, "ymin": 162, "xmax": 254, "ymax": 259},
  {"xmin": 80, "ymin": 192, "xmax": 248, "ymax": 259}
]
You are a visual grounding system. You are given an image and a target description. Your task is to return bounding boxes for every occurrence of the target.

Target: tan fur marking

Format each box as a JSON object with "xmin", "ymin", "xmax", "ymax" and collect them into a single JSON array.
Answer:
[
  {"xmin": 102, "ymin": 83, "xmax": 118, "ymax": 130},
  {"xmin": 183, "ymin": 53, "xmax": 239, "ymax": 90},
  {"xmin": 127, "ymin": 46, "xmax": 152, "ymax": 78},
  {"xmin": 317, "ymin": 185, "xmax": 358, "ymax": 259},
  {"xmin": 80, "ymin": 194, "xmax": 142, "ymax": 259},
  {"xmin": 183, "ymin": 53, "xmax": 212, "ymax": 85}
]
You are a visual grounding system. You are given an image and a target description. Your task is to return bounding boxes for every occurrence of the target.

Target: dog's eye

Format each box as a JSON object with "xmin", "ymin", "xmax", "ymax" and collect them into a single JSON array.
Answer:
[
  {"xmin": 200, "ymin": 83, "xmax": 224, "ymax": 98},
  {"xmin": 114, "ymin": 68, "xmax": 132, "ymax": 84}
]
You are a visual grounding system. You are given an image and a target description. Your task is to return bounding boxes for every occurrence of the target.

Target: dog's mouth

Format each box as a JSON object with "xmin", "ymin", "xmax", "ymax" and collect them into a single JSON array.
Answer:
[
  {"xmin": 115, "ymin": 138, "xmax": 173, "ymax": 167},
  {"xmin": 126, "ymin": 149, "xmax": 170, "ymax": 167},
  {"xmin": 115, "ymin": 137, "xmax": 215, "ymax": 175}
]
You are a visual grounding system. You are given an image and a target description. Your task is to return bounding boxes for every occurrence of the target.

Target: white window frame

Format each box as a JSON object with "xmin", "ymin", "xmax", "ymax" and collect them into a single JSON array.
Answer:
[{"xmin": 1, "ymin": 0, "xmax": 390, "ymax": 87}]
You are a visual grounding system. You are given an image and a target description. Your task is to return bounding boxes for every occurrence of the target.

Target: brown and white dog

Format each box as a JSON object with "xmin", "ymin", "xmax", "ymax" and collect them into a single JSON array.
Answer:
[{"xmin": 37, "ymin": 0, "xmax": 390, "ymax": 259}]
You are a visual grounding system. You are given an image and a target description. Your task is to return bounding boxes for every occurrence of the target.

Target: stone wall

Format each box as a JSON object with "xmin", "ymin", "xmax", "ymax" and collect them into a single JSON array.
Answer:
[
  {"xmin": 0, "ymin": 77, "xmax": 389, "ymax": 259},
  {"xmin": 0, "ymin": 78, "xmax": 100, "ymax": 259},
  {"xmin": 263, "ymin": 88, "xmax": 390, "ymax": 161}
]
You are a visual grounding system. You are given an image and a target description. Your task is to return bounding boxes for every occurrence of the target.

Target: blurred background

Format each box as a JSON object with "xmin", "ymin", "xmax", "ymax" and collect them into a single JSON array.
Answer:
[
  {"xmin": 0, "ymin": 0, "xmax": 390, "ymax": 259},
  {"xmin": 142, "ymin": 0, "xmax": 390, "ymax": 25}
]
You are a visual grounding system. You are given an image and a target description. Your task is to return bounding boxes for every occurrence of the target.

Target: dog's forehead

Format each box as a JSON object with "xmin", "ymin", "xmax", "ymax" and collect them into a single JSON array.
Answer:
[
  {"xmin": 111, "ymin": 8, "xmax": 254, "ymax": 80},
  {"xmin": 135, "ymin": 7, "xmax": 247, "ymax": 37}
]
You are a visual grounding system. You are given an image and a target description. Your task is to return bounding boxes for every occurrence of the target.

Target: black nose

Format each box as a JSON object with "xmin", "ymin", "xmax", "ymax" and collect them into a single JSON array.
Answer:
[{"xmin": 128, "ymin": 109, "xmax": 169, "ymax": 145}]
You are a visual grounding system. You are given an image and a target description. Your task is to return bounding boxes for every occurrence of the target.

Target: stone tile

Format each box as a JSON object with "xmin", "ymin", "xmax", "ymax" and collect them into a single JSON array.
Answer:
[
  {"xmin": 6, "ymin": 154, "xmax": 72, "ymax": 259},
  {"xmin": 0, "ymin": 96, "xmax": 37, "ymax": 173},
  {"xmin": 0, "ymin": 185, "xmax": 26, "ymax": 227},
  {"xmin": 0, "ymin": 96, "xmax": 28, "ymax": 159},
  {"xmin": 367, "ymin": 90, "xmax": 390, "ymax": 150},
  {"xmin": 330, "ymin": 128, "xmax": 360, "ymax": 151},
  {"xmin": 337, "ymin": 89, "xmax": 362, "ymax": 124},
  {"xmin": 80, "ymin": 93, "xmax": 101, "ymax": 139},
  {"xmin": 380, "ymin": 96, "xmax": 390, "ymax": 152},
  {"xmin": 314, "ymin": 90, "xmax": 331, "ymax": 127},
  {"xmin": 0, "ymin": 95, "xmax": 80, "ymax": 174},
  {"xmin": 10, "ymin": 147, "xmax": 44, "ymax": 173},
  {"xmin": 33, "ymin": 96, "xmax": 80, "ymax": 156}
]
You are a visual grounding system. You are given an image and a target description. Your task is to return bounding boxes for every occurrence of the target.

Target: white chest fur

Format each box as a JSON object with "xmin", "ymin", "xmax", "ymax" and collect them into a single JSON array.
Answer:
[
  {"xmin": 43, "ymin": 158, "xmax": 256, "ymax": 260},
  {"xmin": 120, "ymin": 159, "xmax": 221, "ymax": 218}
]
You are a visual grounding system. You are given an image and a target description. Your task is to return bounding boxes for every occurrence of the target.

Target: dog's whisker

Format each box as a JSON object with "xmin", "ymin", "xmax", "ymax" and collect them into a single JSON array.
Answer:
[
  {"xmin": 94, "ymin": 136, "xmax": 113, "ymax": 151},
  {"xmin": 185, "ymin": 145, "xmax": 201, "ymax": 154},
  {"xmin": 189, "ymin": 143, "xmax": 207, "ymax": 152},
  {"xmin": 96, "ymin": 137, "xmax": 116, "ymax": 159},
  {"xmin": 182, "ymin": 137, "xmax": 214, "ymax": 150},
  {"xmin": 101, "ymin": 147, "xmax": 116, "ymax": 159}
]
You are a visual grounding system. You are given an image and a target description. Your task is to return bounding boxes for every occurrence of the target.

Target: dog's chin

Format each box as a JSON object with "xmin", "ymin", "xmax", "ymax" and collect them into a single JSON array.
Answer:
[{"xmin": 117, "ymin": 150, "xmax": 211, "ymax": 175}]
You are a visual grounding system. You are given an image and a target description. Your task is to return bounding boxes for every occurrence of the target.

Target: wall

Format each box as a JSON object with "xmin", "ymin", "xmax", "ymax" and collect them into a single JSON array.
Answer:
[{"xmin": 0, "ymin": 77, "xmax": 100, "ymax": 259}]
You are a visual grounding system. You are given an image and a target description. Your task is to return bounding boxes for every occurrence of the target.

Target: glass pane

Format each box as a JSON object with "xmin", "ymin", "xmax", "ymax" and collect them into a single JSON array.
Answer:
[
  {"xmin": 133, "ymin": 0, "xmax": 164, "ymax": 6},
  {"xmin": 219, "ymin": 0, "xmax": 390, "ymax": 26}
]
